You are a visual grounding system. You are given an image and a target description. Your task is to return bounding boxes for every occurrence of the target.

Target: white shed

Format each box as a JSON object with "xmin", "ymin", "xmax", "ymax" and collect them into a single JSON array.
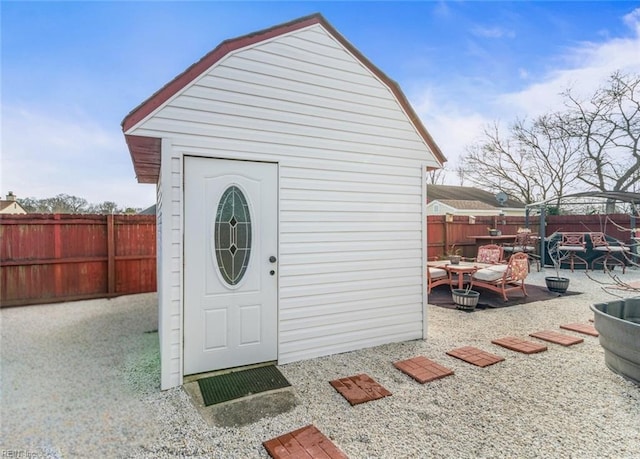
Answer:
[{"xmin": 122, "ymin": 13, "xmax": 446, "ymax": 390}]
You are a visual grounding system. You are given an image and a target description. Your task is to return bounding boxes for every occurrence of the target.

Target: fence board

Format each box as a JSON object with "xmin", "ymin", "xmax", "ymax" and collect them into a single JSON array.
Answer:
[
  {"xmin": 0, "ymin": 214, "xmax": 156, "ymax": 307},
  {"xmin": 426, "ymin": 214, "xmax": 633, "ymax": 260},
  {"xmin": 2, "ymin": 212, "xmax": 633, "ymax": 306}
]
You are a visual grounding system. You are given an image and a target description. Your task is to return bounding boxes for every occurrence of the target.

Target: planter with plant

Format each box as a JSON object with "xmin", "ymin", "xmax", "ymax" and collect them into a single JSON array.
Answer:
[
  {"xmin": 452, "ymin": 284, "xmax": 480, "ymax": 311},
  {"xmin": 545, "ymin": 232, "xmax": 571, "ymax": 293},
  {"xmin": 445, "ymin": 244, "xmax": 462, "ymax": 265},
  {"xmin": 488, "ymin": 227, "xmax": 501, "ymax": 236}
]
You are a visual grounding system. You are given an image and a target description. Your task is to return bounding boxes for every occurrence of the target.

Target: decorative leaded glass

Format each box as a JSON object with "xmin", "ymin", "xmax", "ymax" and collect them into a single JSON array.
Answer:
[{"xmin": 214, "ymin": 186, "xmax": 251, "ymax": 285}]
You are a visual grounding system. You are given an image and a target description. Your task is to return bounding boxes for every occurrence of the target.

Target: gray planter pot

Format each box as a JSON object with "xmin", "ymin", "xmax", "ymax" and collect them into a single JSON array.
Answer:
[
  {"xmin": 591, "ymin": 297, "xmax": 640, "ymax": 385},
  {"xmin": 452, "ymin": 289, "xmax": 480, "ymax": 311},
  {"xmin": 545, "ymin": 276, "xmax": 570, "ymax": 293}
]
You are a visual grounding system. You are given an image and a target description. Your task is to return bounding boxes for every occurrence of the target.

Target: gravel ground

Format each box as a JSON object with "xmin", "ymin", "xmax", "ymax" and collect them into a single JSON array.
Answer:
[{"xmin": 2, "ymin": 268, "xmax": 640, "ymax": 458}]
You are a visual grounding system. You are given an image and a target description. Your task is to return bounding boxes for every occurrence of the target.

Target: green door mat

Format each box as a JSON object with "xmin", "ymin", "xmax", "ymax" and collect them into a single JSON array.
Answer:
[{"xmin": 197, "ymin": 365, "xmax": 291, "ymax": 406}]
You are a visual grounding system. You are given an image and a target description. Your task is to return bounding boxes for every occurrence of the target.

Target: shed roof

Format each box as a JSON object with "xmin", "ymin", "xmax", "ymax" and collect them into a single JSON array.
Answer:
[
  {"xmin": 427, "ymin": 185, "xmax": 525, "ymax": 209},
  {"xmin": 121, "ymin": 13, "xmax": 446, "ymax": 184}
]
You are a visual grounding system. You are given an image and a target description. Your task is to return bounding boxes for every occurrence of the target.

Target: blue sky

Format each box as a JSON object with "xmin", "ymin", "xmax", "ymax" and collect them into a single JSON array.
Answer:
[{"xmin": 2, "ymin": 1, "xmax": 640, "ymax": 209}]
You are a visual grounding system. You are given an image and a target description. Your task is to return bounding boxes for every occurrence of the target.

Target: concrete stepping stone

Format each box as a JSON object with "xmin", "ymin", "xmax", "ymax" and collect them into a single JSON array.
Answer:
[
  {"xmin": 446, "ymin": 346, "xmax": 504, "ymax": 367},
  {"xmin": 530, "ymin": 330, "xmax": 583, "ymax": 346},
  {"xmin": 393, "ymin": 356, "xmax": 454, "ymax": 383},
  {"xmin": 560, "ymin": 323, "xmax": 599, "ymax": 337},
  {"xmin": 263, "ymin": 424, "xmax": 348, "ymax": 459},
  {"xmin": 329, "ymin": 373, "xmax": 391, "ymax": 405},
  {"xmin": 492, "ymin": 336, "xmax": 548, "ymax": 354}
]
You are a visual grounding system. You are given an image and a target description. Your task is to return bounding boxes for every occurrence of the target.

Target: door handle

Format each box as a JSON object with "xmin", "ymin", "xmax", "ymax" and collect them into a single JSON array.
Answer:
[{"xmin": 269, "ymin": 256, "xmax": 277, "ymax": 263}]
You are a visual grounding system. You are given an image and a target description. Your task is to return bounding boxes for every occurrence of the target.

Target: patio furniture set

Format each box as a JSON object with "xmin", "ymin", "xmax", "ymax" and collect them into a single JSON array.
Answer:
[
  {"xmin": 428, "ymin": 230, "xmax": 632, "ymax": 309},
  {"xmin": 554, "ymin": 231, "xmax": 631, "ymax": 273},
  {"xmin": 427, "ymin": 245, "xmax": 530, "ymax": 305}
]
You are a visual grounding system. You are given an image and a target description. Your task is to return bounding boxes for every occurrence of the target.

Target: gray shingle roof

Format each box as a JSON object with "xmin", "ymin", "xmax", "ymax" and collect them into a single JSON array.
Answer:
[{"xmin": 427, "ymin": 185, "xmax": 525, "ymax": 209}]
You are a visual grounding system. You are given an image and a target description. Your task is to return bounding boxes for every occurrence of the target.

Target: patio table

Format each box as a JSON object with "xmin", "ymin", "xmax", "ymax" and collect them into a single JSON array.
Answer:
[
  {"xmin": 427, "ymin": 260, "xmax": 496, "ymax": 289},
  {"xmin": 468, "ymin": 234, "xmax": 518, "ymax": 252}
]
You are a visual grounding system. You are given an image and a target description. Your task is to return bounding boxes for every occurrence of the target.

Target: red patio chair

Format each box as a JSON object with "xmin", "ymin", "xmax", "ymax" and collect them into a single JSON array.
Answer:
[
  {"xmin": 475, "ymin": 244, "xmax": 504, "ymax": 264},
  {"xmin": 558, "ymin": 232, "xmax": 588, "ymax": 272},
  {"xmin": 427, "ymin": 265, "xmax": 451, "ymax": 293},
  {"xmin": 470, "ymin": 252, "xmax": 529, "ymax": 301},
  {"xmin": 503, "ymin": 231, "xmax": 540, "ymax": 271},
  {"xmin": 590, "ymin": 232, "xmax": 630, "ymax": 274}
]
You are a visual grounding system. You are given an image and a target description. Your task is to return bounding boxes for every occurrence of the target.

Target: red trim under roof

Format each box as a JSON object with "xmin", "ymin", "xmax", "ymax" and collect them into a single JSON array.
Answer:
[{"xmin": 122, "ymin": 13, "xmax": 446, "ymax": 183}]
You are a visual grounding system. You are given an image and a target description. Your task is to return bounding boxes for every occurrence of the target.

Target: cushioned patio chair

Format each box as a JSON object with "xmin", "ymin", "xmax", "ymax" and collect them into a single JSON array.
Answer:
[
  {"xmin": 470, "ymin": 252, "xmax": 529, "ymax": 301},
  {"xmin": 473, "ymin": 244, "xmax": 504, "ymax": 264},
  {"xmin": 590, "ymin": 232, "xmax": 630, "ymax": 274},
  {"xmin": 558, "ymin": 232, "xmax": 588, "ymax": 272},
  {"xmin": 427, "ymin": 265, "xmax": 451, "ymax": 294},
  {"xmin": 502, "ymin": 231, "xmax": 540, "ymax": 271}
]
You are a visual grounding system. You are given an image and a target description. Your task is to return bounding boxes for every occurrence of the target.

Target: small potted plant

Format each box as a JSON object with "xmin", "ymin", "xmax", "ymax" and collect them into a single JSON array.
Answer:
[
  {"xmin": 488, "ymin": 227, "xmax": 501, "ymax": 236},
  {"xmin": 545, "ymin": 232, "xmax": 570, "ymax": 293},
  {"xmin": 445, "ymin": 244, "xmax": 462, "ymax": 265},
  {"xmin": 452, "ymin": 284, "xmax": 480, "ymax": 311}
]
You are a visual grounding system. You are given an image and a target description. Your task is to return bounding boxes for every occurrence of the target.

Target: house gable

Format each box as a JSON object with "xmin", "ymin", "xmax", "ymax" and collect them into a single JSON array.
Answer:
[
  {"xmin": 122, "ymin": 13, "xmax": 446, "ymax": 183},
  {"xmin": 0, "ymin": 193, "xmax": 27, "ymax": 214}
]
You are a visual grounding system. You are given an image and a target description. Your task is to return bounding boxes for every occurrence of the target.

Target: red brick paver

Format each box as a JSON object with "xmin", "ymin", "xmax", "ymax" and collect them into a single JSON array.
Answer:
[
  {"xmin": 263, "ymin": 424, "xmax": 348, "ymax": 459},
  {"xmin": 560, "ymin": 323, "xmax": 599, "ymax": 337},
  {"xmin": 446, "ymin": 346, "xmax": 505, "ymax": 367},
  {"xmin": 393, "ymin": 356, "xmax": 454, "ymax": 383},
  {"xmin": 492, "ymin": 336, "xmax": 548, "ymax": 354},
  {"xmin": 529, "ymin": 330, "xmax": 584, "ymax": 346},
  {"xmin": 329, "ymin": 373, "xmax": 391, "ymax": 405}
]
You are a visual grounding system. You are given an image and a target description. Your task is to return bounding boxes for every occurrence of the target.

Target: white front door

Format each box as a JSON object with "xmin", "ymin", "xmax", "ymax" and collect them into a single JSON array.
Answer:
[{"xmin": 184, "ymin": 157, "xmax": 278, "ymax": 375}]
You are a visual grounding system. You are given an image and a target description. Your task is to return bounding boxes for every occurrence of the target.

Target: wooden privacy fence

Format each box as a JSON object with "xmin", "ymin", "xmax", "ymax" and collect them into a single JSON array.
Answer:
[
  {"xmin": 426, "ymin": 213, "xmax": 634, "ymax": 260},
  {"xmin": 0, "ymin": 214, "xmax": 156, "ymax": 307},
  {"xmin": 2, "ymin": 212, "xmax": 634, "ymax": 307}
]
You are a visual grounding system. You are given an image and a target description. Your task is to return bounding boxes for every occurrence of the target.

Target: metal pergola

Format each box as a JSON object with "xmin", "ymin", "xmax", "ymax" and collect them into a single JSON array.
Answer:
[{"xmin": 525, "ymin": 191, "xmax": 640, "ymax": 267}]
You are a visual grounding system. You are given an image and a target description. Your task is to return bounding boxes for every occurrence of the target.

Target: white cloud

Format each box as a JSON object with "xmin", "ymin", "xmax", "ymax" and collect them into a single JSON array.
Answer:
[
  {"xmin": 623, "ymin": 8, "xmax": 640, "ymax": 30},
  {"xmin": 1, "ymin": 106, "xmax": 156, "ymax": 209},
  {"xmin": 518, "ymin": 68, "xmax": 530, "ymax": 80},
  {"xmin": 432, "ymin": 1, "xmax": 452, "ymax": 19},
  {"xmin": 499, "ymin": 8, "xmax": 640, "ymax": 117},
  {"xmin": 413, "ymin": 7, "xmax": 640, "ymax": 175},
  {"xmin": 412, "ymin": 90, "xmax": 488, "ymax": 167},
  {"xmin": 471, "ymin": 26, "xmax": 516, "ymax": 39}
]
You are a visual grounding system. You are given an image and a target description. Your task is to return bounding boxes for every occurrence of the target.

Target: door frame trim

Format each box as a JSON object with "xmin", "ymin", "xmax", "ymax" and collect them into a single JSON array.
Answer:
[{"xmin": 181, "ymin": 154, "xmax": 280, "ymax": 378}]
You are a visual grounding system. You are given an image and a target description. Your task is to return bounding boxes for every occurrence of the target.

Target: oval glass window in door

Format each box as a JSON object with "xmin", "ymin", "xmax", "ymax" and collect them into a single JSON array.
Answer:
[{"xmin": 214, "ymin": 185, "xmax": 252, "ymax": 285}]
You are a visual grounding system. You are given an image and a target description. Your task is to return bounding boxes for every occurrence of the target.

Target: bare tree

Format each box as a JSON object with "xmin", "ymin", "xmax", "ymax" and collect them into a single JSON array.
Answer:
[
  {"xmin": 88, "ymin": 201, "xmax": 121, "ymax": 214},
  {"xmin": 563, "ymin": 72, "xmax": 640, "ymax": 212},
  {"xmin": 459, "ymin": 118, "xmax": 581, "ymax": 205},
  {"xmin": 16, "ymin": 197, "xmax": 45, "ymax": 213},
  {"xmin": 426, "ymin": 164, "xmax": 448, "ymax": 184},
  {"xmin": 36, "ymin": 194, "xmax": 89, "ymax": 213},
  {"xmin": 16, "ymin": 195, "xmax": 128, "ymax": 214},
  {"xmin": 459, "ymin": 71, "xmax": 640, "ymax": 208}
]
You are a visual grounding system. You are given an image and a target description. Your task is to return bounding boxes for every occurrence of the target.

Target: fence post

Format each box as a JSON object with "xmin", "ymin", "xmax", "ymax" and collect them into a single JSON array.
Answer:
[
  {"xmin": 54, "ymin": 214, "xmax": 62, "ymax": 296},
  {"xmin": 107, "ymin": 214, "xmax": 115, "ymax": 295}
]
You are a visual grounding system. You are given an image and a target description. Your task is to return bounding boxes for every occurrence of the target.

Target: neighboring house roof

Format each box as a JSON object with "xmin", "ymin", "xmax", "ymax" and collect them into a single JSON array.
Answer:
[
  {"xmin": 0, "ymin": 200, "xmax": 27, "ymax": 214},
  {"xmin": 427, "ymin": 185, "xmax": 525, "ymax": 209},
  {"xmin": 138, "ymin": 204, "xmax": 156, "ymax": 215},
  {"xmin": 436, "ymin": 199, "xmax": 499, "ymax": 211},
  {"xmin": 121, "ymin": 13, "xmax": 446, "ymax": 184}
]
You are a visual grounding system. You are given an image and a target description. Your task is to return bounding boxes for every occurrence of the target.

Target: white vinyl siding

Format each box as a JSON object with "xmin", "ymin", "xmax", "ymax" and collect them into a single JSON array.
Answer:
[
  {"xmin": 278, "ymin": 162, "xmax": 424, "ymax": 362},
  {"xmin": 128, "ymin": 23, "xmax": 437, "ymax": 386},
  {"xmin": 156, "ymin": 140, "xmax": 184, "ymax": 389}
]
